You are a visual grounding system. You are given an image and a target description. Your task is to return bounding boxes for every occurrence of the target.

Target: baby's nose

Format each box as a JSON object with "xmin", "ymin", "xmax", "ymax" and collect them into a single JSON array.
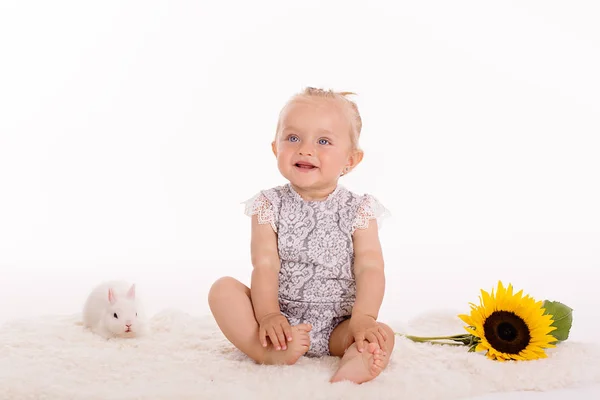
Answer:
[{"xmin": 298, "ymin": 146, "xmax": 314, "ymax": 156}]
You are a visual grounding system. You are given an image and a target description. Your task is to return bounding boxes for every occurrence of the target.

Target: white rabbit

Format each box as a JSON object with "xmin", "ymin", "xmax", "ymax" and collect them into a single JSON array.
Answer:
[{"xmin": 82, "ymin": 280, "xmax": 148, "ymax": 339}]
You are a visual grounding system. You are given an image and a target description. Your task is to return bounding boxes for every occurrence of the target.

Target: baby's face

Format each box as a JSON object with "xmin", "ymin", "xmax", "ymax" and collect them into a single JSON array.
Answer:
[{"xmin": 273, "ymin": 98, "xmax": 357, "ymax": 197}]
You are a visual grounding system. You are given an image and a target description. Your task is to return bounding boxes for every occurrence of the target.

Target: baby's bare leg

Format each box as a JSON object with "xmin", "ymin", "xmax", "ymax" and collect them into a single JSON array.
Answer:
[
  {"xmin": 328, "ymin": 319, "xmax": 395, "ymax": 384},
  {"xmin": 208, "ymin": 277, "xmax": 311, "ymax": 365}
]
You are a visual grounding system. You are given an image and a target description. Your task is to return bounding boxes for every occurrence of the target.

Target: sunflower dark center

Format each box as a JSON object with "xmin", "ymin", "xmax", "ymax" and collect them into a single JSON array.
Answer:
[
  {"xmin": 497, "ymin": 322, "xmax": 517, "ymax": 341},
  {"xmin": 483, "ymin": 311, "xmax": 531, "ymax": 355}
]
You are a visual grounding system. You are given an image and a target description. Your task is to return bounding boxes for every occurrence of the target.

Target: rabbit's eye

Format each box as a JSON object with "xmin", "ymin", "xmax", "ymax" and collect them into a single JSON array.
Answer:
[
  {"xmin": 113, "ymin": 313, "xmax": 118, "ymax": 319},
  {"xmin": 136, "ymin": 312, "xmax": 138, "ymax": 317}
]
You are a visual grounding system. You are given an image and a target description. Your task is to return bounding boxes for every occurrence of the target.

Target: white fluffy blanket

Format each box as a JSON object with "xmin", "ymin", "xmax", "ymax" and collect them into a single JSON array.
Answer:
[{"xmin": 1, "ymin": 309, "xmax": 599, "ymax": 400}]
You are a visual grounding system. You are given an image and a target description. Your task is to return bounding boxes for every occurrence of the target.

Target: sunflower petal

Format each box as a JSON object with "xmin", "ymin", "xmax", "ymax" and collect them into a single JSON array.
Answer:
[{"xmin": 458, "ymin": 314, "xmax": 473, "ymax": 325}]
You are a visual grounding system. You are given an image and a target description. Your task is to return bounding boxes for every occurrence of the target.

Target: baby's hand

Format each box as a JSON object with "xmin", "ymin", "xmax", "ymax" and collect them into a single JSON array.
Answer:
[
  {"xmin": 348, "ymin": 313, "xmax": 388, "ymax": 352},
  {"xmin": 258, "ymin": 312, "xmax": 293, "ymax": 351}
]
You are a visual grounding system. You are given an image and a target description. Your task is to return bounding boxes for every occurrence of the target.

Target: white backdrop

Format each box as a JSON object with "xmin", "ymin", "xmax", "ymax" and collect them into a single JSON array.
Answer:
[{"xmin": 1, "ymin": 0, "xmax": 598, "ymax": 352}]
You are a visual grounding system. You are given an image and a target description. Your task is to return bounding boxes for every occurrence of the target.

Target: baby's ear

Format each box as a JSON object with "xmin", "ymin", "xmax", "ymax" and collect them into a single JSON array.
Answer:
[
  {"xmin": 347, "ymin": 148, "xmax": 364, "ymax": 169},
  {"xmin": 271, "ymin": 140, "xmax": 278, "ymax": 157},
  {"xmin": 108, "ymin": 288, "xmax": 117, "ymax": 304},
  {"xmin": 127, "ymin": 284, "xmax": 136, "ymax": 300}
]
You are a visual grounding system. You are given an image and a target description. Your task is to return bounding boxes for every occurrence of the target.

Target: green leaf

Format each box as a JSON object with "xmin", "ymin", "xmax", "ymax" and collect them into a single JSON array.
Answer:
[{"xmin": 542, "ymin": 300, "xmax": 573, "ymax": 342}]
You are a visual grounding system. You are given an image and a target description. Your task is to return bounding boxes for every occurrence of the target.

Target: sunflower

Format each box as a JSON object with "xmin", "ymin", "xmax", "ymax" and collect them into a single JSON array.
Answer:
[{"xmin": 458, "ymin": 281, "xmax": 558, "ymax": 361}]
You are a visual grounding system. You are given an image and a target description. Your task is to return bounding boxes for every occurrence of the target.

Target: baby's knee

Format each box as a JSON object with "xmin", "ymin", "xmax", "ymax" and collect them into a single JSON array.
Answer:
[{"xmin": 208, "ymin": 276, "xmax": 244, "ymax": 303}]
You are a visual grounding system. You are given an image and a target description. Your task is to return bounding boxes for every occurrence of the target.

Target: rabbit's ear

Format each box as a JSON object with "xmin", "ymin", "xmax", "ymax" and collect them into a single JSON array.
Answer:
[
  {"xmin": 108, "ymin": 288, "xmax": 117, "ymax": 304},
  {"xmin": 126, "ymin": 284, "xmax": 136, "ymax": 300}
]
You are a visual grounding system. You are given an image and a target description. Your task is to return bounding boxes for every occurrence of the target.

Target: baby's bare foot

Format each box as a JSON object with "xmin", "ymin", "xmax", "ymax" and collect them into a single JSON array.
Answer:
[
  {"xmin": 264, "ymin": 323, "xmax": 311, "ymax": 365},
  {"xmin": 330, "ymin": 342, "xmax": 388, "ymax": 384}
]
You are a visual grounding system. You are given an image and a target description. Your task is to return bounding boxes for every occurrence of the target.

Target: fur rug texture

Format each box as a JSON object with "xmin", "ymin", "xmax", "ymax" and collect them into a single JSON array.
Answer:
[{"xmin": 1, "ymin": 309, "xmax": 599, "ymax": 400}]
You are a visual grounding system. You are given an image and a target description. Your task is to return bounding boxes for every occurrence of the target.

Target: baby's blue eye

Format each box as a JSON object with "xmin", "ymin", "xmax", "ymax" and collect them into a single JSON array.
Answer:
[
  {"xmin": 318, "ymin": 139, "xmax": 330, "ymax": 145},
  {"xmin": 288, "ymin": 136, "xmax": 299, "ymax": 142}
]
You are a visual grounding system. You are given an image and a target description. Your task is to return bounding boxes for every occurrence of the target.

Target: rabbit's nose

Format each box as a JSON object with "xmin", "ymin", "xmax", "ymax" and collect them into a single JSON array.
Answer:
[{"xmin": 126, "ymin": 323, "xmax": 132, "ymax": 327}]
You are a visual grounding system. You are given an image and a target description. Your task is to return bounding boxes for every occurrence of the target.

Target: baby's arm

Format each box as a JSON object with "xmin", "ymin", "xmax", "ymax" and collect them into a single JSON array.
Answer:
[
  {"xmin": 350, "ymin": 220, "xmax": 387, "ymax": 351},
  {"xmin": 249, "ymin": 214, "xmax": 292, "ymax": 350}
]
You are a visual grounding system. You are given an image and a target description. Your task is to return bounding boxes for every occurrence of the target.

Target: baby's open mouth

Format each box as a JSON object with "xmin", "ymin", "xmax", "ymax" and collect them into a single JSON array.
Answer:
[{"xmin": 295, "ymin": 162, "xmax": 317, "ymax": 169}]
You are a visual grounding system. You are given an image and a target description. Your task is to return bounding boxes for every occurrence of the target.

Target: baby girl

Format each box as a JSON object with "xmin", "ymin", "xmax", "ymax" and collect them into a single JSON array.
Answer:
[{"xmin": 208, "ymin": 87, "xmax": 394, "ymax": 384}]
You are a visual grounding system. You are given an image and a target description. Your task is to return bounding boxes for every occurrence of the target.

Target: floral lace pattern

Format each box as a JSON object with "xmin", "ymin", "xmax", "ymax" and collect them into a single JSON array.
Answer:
[
  {"xmin": 243, "ymin": 192, "xmax": 278, "ymax": 232},
  {"xmin": 243, "ymin": 184, "xmax": 389, "ymax": 356},
  {"xmin": 352, "ymin": 194, "xmax": 390, "ymax": 232}
]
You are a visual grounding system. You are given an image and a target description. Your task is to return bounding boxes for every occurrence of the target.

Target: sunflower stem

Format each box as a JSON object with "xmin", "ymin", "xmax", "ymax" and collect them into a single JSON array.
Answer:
[
  {"xmin": 412, "ymin": 340, "xmax": 466, "ymax": 347},
  {"xmin": 396, "ymin": 333, "xmax": 479, "ymax": 347},
  {"xmin": 401, "ymin": 334, "xmax": 470, "ymax": 342}
]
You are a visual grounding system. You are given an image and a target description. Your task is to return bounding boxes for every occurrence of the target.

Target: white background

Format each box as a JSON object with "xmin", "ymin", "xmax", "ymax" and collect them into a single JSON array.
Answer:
[{"xmin": 1, "ymin": 1, "xmax": 599, "ymax": 397}]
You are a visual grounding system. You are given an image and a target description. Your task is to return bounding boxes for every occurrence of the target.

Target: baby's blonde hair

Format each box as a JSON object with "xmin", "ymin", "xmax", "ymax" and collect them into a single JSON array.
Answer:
[{"xmin": 276, "ymin": 87, "xmax": 363, "ymax": 149}]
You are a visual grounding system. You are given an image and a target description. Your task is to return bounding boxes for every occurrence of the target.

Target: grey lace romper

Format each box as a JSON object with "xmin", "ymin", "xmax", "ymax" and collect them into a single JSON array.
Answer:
[{"xmin": 244, "ymin": 183, "xmax": 388, "ymax": 357}]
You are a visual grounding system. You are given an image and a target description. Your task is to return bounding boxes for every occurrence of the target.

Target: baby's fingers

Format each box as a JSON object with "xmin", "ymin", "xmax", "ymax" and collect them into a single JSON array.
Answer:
[
  {"xmin": 354, "ymin": 333, "xmax": 366, "ymax": 352},
  {"xmin": 259, "ymin": 326, "xmax": 268, "ymax": 347},
  {"xmin": 268, "ymin": 327, "xmax": 282, "ymax": 350},
  {"xmin": 365, "ymin": 332, "xmax": 379, "ymax": 346},
  {"xmin": 275, "ymin": 325, "xmax": 287, "ymax": 350},
  {"xmin": 373, "ymin": 330, "xmax": 386, "ymax": 350},
  {"xmin": 282, "ymin": 323, "xmax": 293, "ymax": 342},
  {"xmin": 378, "ymin": 326, "xmax": 388, "ymax": 341}
]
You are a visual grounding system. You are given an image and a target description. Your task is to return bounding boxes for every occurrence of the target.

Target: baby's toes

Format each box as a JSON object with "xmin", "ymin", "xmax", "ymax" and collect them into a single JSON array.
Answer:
[
  {"xmin": 370, "ymin": 360, "xmax": 384, "ymax": 376},
  {"xmin": 366, "ymin": 342, "xmax": 381, "ymax": 354},
  {"xmin": 297, "ymin": 323, "xmax": 312, "ymax": 333},
  {"xmin": 374, "ymin": 353, "xmax": 385, "ymax": 365},
  {"xmin": 298, "ymin": 331, "xmax": 311, "ymax": 343},
  {"xmin": 299, "ymin": 335, "xmax": 310, "ymax": 347},
  {"xmin": 290, "ymin": 325, "xmax": 311, "ymax": 351}
]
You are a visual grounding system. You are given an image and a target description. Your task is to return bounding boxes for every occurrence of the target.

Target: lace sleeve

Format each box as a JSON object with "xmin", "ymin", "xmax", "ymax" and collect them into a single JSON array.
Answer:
[
  {"xmin": 243, "ymin": 193, "xmax": 277, "ymax": 233},
  {"xmin": 351, "ymin": 195, "xmax": 390, "ymax": 234}
]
